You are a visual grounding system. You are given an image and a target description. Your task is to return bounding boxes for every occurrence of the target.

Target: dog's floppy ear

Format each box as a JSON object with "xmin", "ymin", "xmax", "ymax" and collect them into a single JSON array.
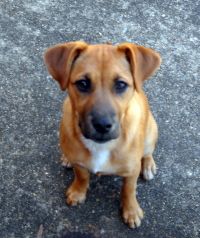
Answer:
[
  {"xmin": 44, "ymin": 41, "xmax": 88, "ymax": 90},
  {"xmin": 118, "ymin": 43, "xmax": 161, "ymax": 91}
]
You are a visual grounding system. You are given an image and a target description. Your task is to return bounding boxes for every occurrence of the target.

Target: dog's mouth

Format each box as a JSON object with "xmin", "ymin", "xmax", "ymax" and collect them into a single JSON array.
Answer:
[
  {"xmin": 79, "ymin": 121, "xmax": 119, "ymax": 144},
  {"xmin": 83, "ymin": 132, "xmax": 118, "ymax": 144}
]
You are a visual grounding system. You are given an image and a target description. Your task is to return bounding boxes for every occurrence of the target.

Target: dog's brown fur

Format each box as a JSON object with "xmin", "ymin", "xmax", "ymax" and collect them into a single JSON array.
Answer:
[{"xmin": 44, "ymin": 42, "xmax": 161, "ymax": 228}]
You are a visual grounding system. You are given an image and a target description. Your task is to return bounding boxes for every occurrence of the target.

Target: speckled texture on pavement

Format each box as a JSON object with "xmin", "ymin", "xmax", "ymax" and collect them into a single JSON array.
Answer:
[{"xmin": 0, "ymin": 0, "xmax": 199, "ymax": 237}]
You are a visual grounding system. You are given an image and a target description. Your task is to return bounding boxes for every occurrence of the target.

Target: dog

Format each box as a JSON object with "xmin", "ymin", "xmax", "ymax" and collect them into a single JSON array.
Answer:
[{"xmin": 44, "ymin": 41, "xmax": 161, "ymax": 228}]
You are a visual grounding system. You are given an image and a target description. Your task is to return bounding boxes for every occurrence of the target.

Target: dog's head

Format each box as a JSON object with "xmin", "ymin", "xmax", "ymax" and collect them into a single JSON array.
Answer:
[{"xmin": 44, "ymin": 42, "xmax": 161, "ymax": 143}]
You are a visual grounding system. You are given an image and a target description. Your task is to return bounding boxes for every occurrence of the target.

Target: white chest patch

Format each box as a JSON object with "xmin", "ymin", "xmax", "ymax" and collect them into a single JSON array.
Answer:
[
  {"xmin": 81, "ymin": 136, "xmax": 116, "ymax": 174},
  {"xmin": 91, "ymin": 149, "xmax": 110, "ymax": 173}
]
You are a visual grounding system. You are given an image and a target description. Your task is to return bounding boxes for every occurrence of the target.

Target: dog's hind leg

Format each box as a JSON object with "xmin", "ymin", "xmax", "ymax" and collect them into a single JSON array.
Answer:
[
  {"xmin": 60, "ymin": 154, "xmax": 72, "ymax": 168},
  {"xmin": 142, "ymin": 112, "xmax": 158, "ymax": 180},
  {"xmin": 142, "ymin": 155, "xmax": 157, "ymax": 180}
]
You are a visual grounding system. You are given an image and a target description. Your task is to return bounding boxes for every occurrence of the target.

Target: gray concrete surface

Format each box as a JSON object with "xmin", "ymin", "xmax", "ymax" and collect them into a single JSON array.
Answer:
[{"xmin": 0, "ymin": 0, "xmax": 199, "ymax": 237}]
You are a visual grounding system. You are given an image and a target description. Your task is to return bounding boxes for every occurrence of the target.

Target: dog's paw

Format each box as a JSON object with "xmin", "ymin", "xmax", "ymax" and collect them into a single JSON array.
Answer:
[
  {"xmin": 122, "ymin": 203, "xmax": 144, "ymax": 229},
  {"xmin": 142, "ymin": 155, "xmax": 156, "ymax": 180},
  {"xmin": 66, "ymin": 185, "xmax": 86, "ymax": 206},
  {"xmin": 60, "ymin": 154, "xmax": 72, "ymax": 168}
]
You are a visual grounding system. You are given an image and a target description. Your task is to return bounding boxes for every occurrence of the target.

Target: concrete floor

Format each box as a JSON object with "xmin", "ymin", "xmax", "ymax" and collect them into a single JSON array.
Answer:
[{"xmin": 0, "ymin": 0, "xmax": 199, "ymax": 237}]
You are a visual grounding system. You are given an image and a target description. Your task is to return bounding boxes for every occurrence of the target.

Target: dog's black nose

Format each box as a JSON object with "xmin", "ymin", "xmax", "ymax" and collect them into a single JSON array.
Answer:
[{"xmin": 91, "ymin": 116, "xmax": 113, "ymax": 134}]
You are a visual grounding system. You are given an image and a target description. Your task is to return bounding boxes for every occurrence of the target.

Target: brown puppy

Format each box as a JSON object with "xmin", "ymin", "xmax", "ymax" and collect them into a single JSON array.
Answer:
[{"xmin": 44, "ymin": 42, "xmax": 161, "ymax": 228}]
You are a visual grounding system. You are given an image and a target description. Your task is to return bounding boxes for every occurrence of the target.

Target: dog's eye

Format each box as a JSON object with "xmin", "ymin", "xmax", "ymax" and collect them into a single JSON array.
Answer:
[
  {"xmin": 75, "ymin": 78, "xmax": 91, "ymax": 93},
  {"xmin": 114, "ymin": 80, "xmax": 128, "ymax": 94}
]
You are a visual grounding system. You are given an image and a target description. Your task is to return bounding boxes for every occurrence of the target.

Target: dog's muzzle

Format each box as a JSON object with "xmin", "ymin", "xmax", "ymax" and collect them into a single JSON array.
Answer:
[{"xmin": 79, "ymin": 110, "xmax": 119, "ymax": 143}]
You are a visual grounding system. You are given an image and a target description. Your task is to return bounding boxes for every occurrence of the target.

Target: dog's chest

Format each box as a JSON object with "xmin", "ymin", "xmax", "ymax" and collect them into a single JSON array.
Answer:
[
  {"xmin": 81, "ymin": 137, "xmax": 115, "ymax": 174},
  {"xmin": 90, "ymin": 149, "xmax": 111, "ymax": 174}
]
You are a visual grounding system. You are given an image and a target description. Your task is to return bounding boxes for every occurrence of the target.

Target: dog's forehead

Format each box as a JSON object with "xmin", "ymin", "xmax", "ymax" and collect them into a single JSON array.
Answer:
[
  {"xmin": 84, "ymin": 44, "xmax": 122, "ymax": 62},
  {"xmin": 74, "ymin": 44, "xmax": 130, "ymax": 75}
]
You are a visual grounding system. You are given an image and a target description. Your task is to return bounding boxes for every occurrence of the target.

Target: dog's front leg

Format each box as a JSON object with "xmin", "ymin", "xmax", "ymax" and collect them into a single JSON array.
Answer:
[
  {"xmin": 121, "ymin": 167, "xmax": 144, "ymax": 228},
  {"xmin": 66, "ymin": 166, "xmax": 90, "ymax": 206}
]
